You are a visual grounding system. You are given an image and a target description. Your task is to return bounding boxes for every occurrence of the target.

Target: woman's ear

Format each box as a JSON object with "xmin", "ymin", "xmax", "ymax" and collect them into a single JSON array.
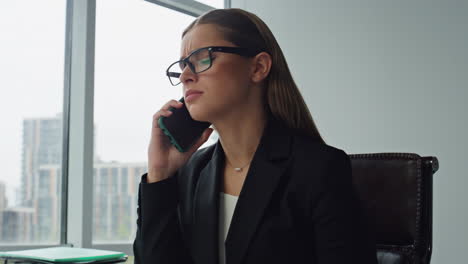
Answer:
[{"xmin": 250, "ymin": 52, "xmax": 272, "ymax": 83}]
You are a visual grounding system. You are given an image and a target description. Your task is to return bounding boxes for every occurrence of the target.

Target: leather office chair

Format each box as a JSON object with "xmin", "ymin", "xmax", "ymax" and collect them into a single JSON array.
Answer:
[{"xmin": 349, "ymin": 153, "xmax": 439, "ymax": 264}]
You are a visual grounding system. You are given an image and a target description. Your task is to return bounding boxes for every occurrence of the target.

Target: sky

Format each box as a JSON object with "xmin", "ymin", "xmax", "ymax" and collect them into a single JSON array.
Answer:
[{"xmin": 0, "ymin": 0, "xmax": 222, "ymax": 207}]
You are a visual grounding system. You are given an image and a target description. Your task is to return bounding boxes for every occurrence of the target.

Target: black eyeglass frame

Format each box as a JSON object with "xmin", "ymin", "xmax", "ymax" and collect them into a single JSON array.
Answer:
[{"xmin": 166, "ymin": 46, "xmax": 262, "ymax": 86}]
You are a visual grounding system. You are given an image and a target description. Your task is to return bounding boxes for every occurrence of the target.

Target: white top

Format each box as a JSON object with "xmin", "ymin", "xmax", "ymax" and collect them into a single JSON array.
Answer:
[{"xmin": 219, "ymin": 192, "xmax": 239, "ymax": 264}]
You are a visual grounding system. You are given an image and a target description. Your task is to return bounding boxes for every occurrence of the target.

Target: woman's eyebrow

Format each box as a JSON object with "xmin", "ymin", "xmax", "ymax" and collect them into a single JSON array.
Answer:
[
  {"xmin": 179, "ymin": 49, "xmax": 194, "ymax": 60},
  {"xmin": 179, "ymin": 46, "xmax": 206, "ymax": 60}
]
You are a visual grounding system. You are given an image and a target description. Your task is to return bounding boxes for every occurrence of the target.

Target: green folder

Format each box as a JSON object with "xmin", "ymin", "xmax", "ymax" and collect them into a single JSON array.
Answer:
[{"xmin": 0, "ymin": 247, "xmax": 127, "ymax": 263}]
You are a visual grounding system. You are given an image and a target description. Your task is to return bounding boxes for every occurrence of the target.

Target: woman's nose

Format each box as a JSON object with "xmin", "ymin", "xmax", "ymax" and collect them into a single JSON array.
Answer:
[{"xmin": 179, "ymin": 64, "xmax": 197, "ymax": 84}]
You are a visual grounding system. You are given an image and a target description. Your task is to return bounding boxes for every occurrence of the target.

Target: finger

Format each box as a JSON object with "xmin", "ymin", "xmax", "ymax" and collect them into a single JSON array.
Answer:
[
  {"xmin": 161, "ymin": 99, "xmax": 183, "ymax": 111},
  {"xmin": 152, "ymin": 99, "xmax": 183, "ymax": 127},
  {"xmin": 152, "ymin": 110, "xmax": 173, "ymax": 129}
]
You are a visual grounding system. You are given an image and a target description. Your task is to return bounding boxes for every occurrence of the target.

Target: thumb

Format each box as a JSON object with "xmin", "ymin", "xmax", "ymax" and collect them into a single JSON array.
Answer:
[{"xmin": 187, "ymin": 128, "xmax": 213, "ymax": 154}]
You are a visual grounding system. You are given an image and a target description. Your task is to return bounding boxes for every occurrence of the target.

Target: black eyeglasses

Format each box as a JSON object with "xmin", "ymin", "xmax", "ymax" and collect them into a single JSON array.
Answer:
[{"xmin": 166, "ymin": 46, "xmax": 262, "ymax": 86}]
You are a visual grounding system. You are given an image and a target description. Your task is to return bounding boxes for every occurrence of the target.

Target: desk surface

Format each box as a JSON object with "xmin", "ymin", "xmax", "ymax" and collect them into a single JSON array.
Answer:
[{"xmin": 0, "ymin": 256, "xmax": 133, "ymax": 264}]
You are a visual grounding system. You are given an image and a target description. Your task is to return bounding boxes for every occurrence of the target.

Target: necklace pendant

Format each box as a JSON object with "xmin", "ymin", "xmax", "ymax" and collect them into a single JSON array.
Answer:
[{"xmin": 234, "ymin": 167, "xmax": 242, "ymax": 172}]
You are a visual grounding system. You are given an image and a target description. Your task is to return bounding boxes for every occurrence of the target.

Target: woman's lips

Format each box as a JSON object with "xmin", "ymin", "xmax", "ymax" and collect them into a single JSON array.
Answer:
[{"xmin": 185, "ymin": 92, "xmax": 203, "ymax": 102}]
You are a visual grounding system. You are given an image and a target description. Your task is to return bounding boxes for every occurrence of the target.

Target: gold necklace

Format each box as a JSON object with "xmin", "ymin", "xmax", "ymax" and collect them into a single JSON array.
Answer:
[{"xmin": 226, "ymin": 158, "xmax": 252, "ymax": 172}]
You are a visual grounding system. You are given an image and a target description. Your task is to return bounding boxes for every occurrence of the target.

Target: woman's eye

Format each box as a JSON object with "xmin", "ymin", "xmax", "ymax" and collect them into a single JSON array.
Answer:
[
  {"xmin": 199, "ymin": 58, "xmax": 210, "ymax": 65},
  {"xmin": 178, "ymin": 62, "xmax": 186, "ymax": 70}
]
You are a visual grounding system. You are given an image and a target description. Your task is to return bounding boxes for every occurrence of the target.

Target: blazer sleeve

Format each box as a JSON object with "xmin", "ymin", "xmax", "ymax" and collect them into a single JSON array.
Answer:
[
  {"xmin": 133, "ymin": 172, "xmax": 194, "ymax": 264},
  {"xmin": 309, "ymin": 150, "xmax": 377, "ymax": 264}
]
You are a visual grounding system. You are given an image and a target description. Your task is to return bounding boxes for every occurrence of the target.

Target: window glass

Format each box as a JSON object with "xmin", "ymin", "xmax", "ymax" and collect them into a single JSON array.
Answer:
[{"xmin": 0, "ymin": 1, "xmax": 65, "ymax": 244}]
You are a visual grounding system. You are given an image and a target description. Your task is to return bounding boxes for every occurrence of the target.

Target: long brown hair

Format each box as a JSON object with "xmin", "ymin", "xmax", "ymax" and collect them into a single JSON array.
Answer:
[{"xmin": 183, "ymin": 8, "xmax": 326, "ymax": 144}]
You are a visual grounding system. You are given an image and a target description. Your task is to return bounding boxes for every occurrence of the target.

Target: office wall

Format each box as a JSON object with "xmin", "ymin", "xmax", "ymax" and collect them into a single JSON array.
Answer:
[{"xmin": 232, "ymin": 0, "xmax": 468, "ymax": 262}]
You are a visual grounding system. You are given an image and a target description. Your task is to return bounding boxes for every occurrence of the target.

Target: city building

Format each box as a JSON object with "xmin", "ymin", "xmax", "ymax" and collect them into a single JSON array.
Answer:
[
  {"xmin": 93, "ymin": 162, "xmax": 146, "ymax": 242},
  {"xmin": 1, "ymin": 207, "xmax": 34, "ymax": 243},
  {"xmin": 1, "ymin": 114, "xmax": 147, "ymax": 243},
  {"xmin": 20, "ymin": 115, "xmax": 62, "ymax": 208},
  {"xmin": 0, "ymin": 181, "xmax": 8, "ymax": 239}
]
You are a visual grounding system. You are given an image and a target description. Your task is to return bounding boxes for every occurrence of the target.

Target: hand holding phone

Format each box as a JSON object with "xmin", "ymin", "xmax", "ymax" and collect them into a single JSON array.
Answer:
[
  {"xmin": 148, "ymin": 98, "xmax": 213, "ymax": 183},
  {"xmin": 158, "ymin": 97, "xmax": 212, "ymax": 153}
]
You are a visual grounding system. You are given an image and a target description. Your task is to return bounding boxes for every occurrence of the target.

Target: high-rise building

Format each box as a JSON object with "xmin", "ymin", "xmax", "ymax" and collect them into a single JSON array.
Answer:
[
  {"xmin": 2, "ymin": 113, "xmax": 146, "ymax": 244},
  {"xmin": 0, "ymin": 181, "xmax": 7, "ymax": 211},
  {"xmin": 21, "ymin": 115, "xmax": 62, "ymax": 208},
  {"xmin": 1, "ymin": 207, "xmax": 34, "ymax": 243},
  {"xmin": 37, "ymin": 164, "xmax": 61, "ymax": 242},
  {"xmin": 15, "ymin": 115, "xmax": 62, "ymax": 243},
  {"xmin": 0, "ymin": 181, "xmax": 8, "ymax": 238},
  {"xmin": 93, "ymin": 162, "xmax": 146, "ymax": 242}
]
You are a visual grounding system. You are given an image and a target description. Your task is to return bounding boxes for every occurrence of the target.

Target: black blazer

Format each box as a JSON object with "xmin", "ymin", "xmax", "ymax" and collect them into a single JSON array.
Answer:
[{"xmin": 133, "ymin": 115, "xmax": 377, "ymax": 264}]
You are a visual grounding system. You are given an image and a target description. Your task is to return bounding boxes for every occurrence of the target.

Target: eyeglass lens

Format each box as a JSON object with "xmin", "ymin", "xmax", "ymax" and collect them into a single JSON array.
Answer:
[{"xmin": 167, "ymin": 48, "xmax": 212, "ymax": 85}]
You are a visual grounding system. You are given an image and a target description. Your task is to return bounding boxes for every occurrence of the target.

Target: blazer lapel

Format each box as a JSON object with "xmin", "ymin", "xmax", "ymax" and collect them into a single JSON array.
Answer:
[
  {"xmin": 225, "ymin": 117, "xmax": 292, "ymax": 264},
  {"xmin": 191, "ymin": 141, "xmax": 224, "ymax": 264},
  {"xmin": 191, "ymin": 116, "xmax": 293, "ymax": 264}
]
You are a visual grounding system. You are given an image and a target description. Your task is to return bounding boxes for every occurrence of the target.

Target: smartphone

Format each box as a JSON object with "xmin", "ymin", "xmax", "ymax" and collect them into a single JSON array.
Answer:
[{"xmin": 158, "ymin": 97, "xmax": 211, "ymax": 152}]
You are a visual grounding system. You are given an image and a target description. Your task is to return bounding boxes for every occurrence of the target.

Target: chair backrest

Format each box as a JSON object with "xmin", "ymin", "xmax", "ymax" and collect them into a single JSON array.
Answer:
[{"xmin": 349, "ymin": 153, "xmax": 439, "ymax": 264}]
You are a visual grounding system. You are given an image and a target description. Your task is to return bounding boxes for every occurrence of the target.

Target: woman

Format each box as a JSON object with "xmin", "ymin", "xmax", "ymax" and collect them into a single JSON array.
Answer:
[{"xmin": 133, "ymin": 8, "xmax": 377, "ymax": 264}]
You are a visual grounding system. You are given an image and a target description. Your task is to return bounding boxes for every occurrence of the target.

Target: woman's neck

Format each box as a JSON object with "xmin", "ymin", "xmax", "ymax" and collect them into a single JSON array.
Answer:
[{"xmin": 213, "ymin": 109, "xmax": 267, "ymax": 168}]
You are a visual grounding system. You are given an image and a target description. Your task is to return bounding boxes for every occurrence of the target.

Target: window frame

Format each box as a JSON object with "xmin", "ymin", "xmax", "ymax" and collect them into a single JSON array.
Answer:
[{"xmin": 145, "ymin": 0, "xmax": 229, "ymax": 16}]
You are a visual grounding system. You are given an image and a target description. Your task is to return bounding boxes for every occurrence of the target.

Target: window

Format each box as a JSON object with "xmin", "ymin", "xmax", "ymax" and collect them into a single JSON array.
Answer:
[
  {"xmin": 0, "ymin": 1, "xmax": 65, "ymax": 245},
  {"xmin": 0, "ymin": 0, "xmax": 226, "ymax": 255}
]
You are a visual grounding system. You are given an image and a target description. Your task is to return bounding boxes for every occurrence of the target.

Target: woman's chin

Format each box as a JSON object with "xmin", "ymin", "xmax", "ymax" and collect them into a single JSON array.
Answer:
[{"xmin": 187, "ymin": 105, "xmax": 210, "ymax": 123}]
